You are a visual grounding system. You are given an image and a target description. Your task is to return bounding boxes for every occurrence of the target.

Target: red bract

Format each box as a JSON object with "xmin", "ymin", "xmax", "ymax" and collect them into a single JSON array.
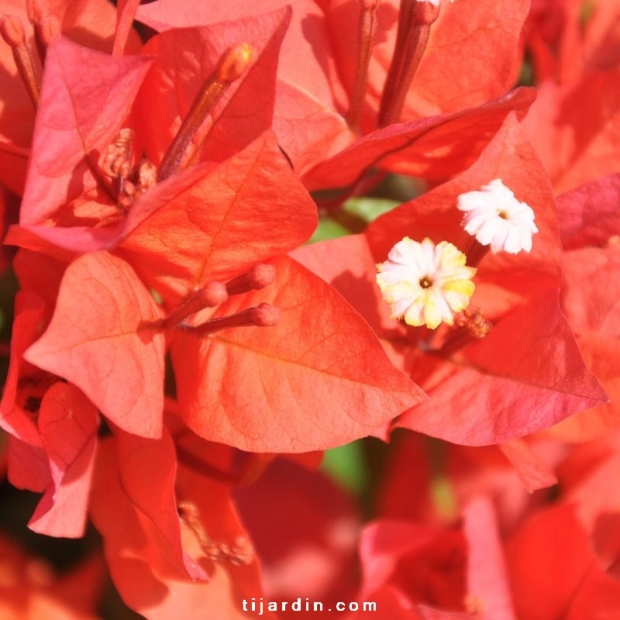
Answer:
[
  {"xmin": 522, "ymin": 71, "xmax": 620, "ymax": 193},
  {"xmin": 324, "ymin": 0, "xmax": 529, "ymax": 126},
  {"xmin": 302, "ymin": 88, "xmax": 535, "ymax": 192},
  {"xmin": 234, "ymin": 458, "xmax": 360, "ymax": 613},
  {"xmin": 90, "ymin": 432, "xmax": 269, "ymax": 619},
  {"xmin": 105, "ymin": 427, "xmax": 208, "ymax": 580},
  {"xmin": 0, "ymin": 251, "xmax": 66, "ymax": 449},
  {"xmin": 358, "ymin": 518, "xmax": 470, "ymax": 615},
  {"xmin": 115, "ymin": 130, "xmax": 317, "ymax": 306},
  {"xmin": 1, "ymin": 291, "xmax": 50, "ymax": 448},
  {"xmin": 359, "ymin": 495, "xmax": 620, "ymax": 619},
  {"xmin": 505, "ymin": 504, "xmax": 620, "ymax": 619},
  {"xmin": 18, "ymin": 126, "xmax": 421, "ymax": 451},
  {"xmin": 172, "ymin": 253, "xmax": 425, "ymax": 452},
  {"xmin": 551, "ymin": 248, "xmax": 620, "ymax": 441},
  {"xmin": 135, "ymin": 0, "xmax": 354, "ymax": 174},
  {"xmin": 0, "ymin": 250, "xmax": 100, "ymax": 537},
  {"xmin": 297, "ymin": 114, "xmax": 606, "ymax": 445},
  {"xmin": 16, "ymin": 36, "xmax": 151, "ymax": 228},
  {"xmin": 135, "ymin": 0, "xmax": 529, "ymax": 181},
  {"xmin": 5, "ymin": 434, "xmax": 51, "ymax": 492},
  {"xmin": 7, "ymin": 8, "xmax": 291, "ymax": 256},
  {"xmin": 522, "ymin": 3, "xmax": 620, "ymax": 192},
  {"xmin": 461, "ymin": 498, "xmax": 515, "ymax": 620},
  {"xmin": 375, "ymin": 431, "xmax": 563, "ymax": 532},
  {"xmin": 24, "ymin": 251, "xmax": 166, "ymax": 438},
  {"xmin": 0, "ymin": 0, "xmax": 130, "ymax": 196},
  {"xmin": 556, "ymin": 431, "xmax": 620, "ymax": 575},
  {"xmin": 556, "ymin": 172, "xmax": 620, "ymax": 250},
  {"xmin": 524, "ymin": 0, "xmax": 620, "ymax": 83},
  {"xmin": 544, "ymin": 174, "xmax": 620, "ymax": 441},
  {"xmin": 134, "ymin": 8, "xmax": 291, "ymax": 172},
  {"xmin": 27, "ymin": 381, "xmax": 98, "ymax": 538}
]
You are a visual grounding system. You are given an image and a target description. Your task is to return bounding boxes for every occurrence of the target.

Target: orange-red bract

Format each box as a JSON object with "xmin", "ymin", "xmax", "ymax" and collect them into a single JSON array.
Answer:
[
  {"xmin": 24, "ymin": 251, "xmax": 166, "ymax": 438},
  {"xmin": 297, "ymin": 114, "xmax": 607, "ymax": 445},
  {"xmin": 173, "ymin": 254, "xmax": 426, "ymax": 452},
  {"xmin": 90, "ymin": 434, "xmax": 270, "ymax": 619}
]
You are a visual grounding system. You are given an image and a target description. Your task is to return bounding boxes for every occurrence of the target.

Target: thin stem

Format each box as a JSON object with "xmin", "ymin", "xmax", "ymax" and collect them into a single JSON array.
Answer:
[
  {"xmin": 225, "ymin": 264, "xmax": 276, "ymax": 296},
  {"xmin": 346, "ymin": 0, "xmax": 381, "ymax": 131},
  {"xmin": 158, "ymin": 43, "xmax": 255, "ymax": 181},
  {"xmin": 158, "ymin": 282, "xmax": 228, "ymax": 331},
  {"xmin": 1, "ymin": 15, "xmax": 41, "ymax": 108},
  {"xmin": 177, "ymin": 446, "xmax": 273, "ymax": 487},
  {"xmin": 182, "ymin": 303, "xmax": 280, "ymax": 336},
  {"xmin": 378, "ymin": 0, "xmax": 440, "ymax": 126}
]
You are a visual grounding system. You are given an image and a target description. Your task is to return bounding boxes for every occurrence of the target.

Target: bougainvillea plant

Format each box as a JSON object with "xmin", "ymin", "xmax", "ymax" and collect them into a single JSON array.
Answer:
[{"xmin": 1, "ymin": 0, "xmax": 619, "ymax": 618}]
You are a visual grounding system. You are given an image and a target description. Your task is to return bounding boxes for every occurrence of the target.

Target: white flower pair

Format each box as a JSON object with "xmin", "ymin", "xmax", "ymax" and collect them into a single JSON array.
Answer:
[{"xmin": 376, "ymin": 179, "xmax": 537, "ymax": 329}]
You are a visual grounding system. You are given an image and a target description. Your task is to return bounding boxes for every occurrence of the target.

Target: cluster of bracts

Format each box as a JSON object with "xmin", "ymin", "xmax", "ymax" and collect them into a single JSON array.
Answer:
[{"xmin": 0, "ymin": 0, "xmax": 619, "ymax": 618}]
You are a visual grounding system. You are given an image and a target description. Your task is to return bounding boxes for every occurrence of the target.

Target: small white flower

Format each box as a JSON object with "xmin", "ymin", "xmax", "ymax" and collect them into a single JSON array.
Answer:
[
  {"xmin": 376, "ymin": 237, "xmax": 476, "ymax": 330},
  {"xmin": 456, "ymin": 179, "xmax": 538, "ymax": 254}
]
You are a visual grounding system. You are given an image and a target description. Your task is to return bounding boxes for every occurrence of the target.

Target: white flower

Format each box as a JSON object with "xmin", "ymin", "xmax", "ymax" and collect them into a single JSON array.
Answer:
[
  {"xmin": 376, "ymin": 237, "xmax": 476, "ymax": 329},
  {"xmin": 456, "ymin": 179, "xmax": 538, "ymax": 254}
]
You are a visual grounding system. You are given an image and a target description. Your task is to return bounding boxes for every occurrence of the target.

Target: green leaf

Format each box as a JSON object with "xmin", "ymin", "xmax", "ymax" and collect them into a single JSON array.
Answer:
[
  {"xmin": 343, "ymin": 197, "xmax": 400, "ymax": 223},
  {"xmin": 321, "ymin": 440, "xmax": 369, "ymax": 495},
  {"xmin": 308, "ymin": 216, "xmax": 350, "ymax": 243}
]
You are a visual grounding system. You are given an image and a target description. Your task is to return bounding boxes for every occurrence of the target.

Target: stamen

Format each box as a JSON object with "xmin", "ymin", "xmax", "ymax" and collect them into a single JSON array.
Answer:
[
  {"xmin": 1, "ymin": 14, "xmax": 41, "ymax": 108},
  {"xmin": 437, "ymin": 307, "xmax": 492, "ymax": 356},
  {"xmin": 134, "ymin": 159, "xmax": 157, "ymax": 193},
  {"xmin": 158, "ymin": 282, "xmax": 229, "ymax": 331},
  {"xmin": 99, "ymin": 128, "xmax": 134, "ymax": 181},
  {"xmin": 176, "ymin": 439, "xmax": 274, "ymax": 487},
  {"xmin": 98, "ymin": 128, "xmax": 134, "ymax": 209},
  {"xmin": 178, "ymin": 500, "xmax": 254, "ymax": 565},
  {"xmin": 157, "ymin": 42, "xmax": 256, "ymax": 182},
  {"xmin": 119, "ymin": 159, "xmax": 158, "ymax": 210},
  {"xmin": 455, "ymin": 307, "xmax": 492, "ymax": 339},
  {"xmin": 225, "ymin": 264, "xmax": 276, "ymax": 296},
  {"xmin": 378, "ymin": 0, "xmax": 440, "ymax": 126},
  {"xmin": 99, "ymin": 130, "xmax": 159, "ymax": 210},
  {"xmin": 185, "ymin": 303, "xmax": 280, "ymax": 336},
  {"xmin": 346, "ymin": 0, "xmax": 380, "ymax": 131}
]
